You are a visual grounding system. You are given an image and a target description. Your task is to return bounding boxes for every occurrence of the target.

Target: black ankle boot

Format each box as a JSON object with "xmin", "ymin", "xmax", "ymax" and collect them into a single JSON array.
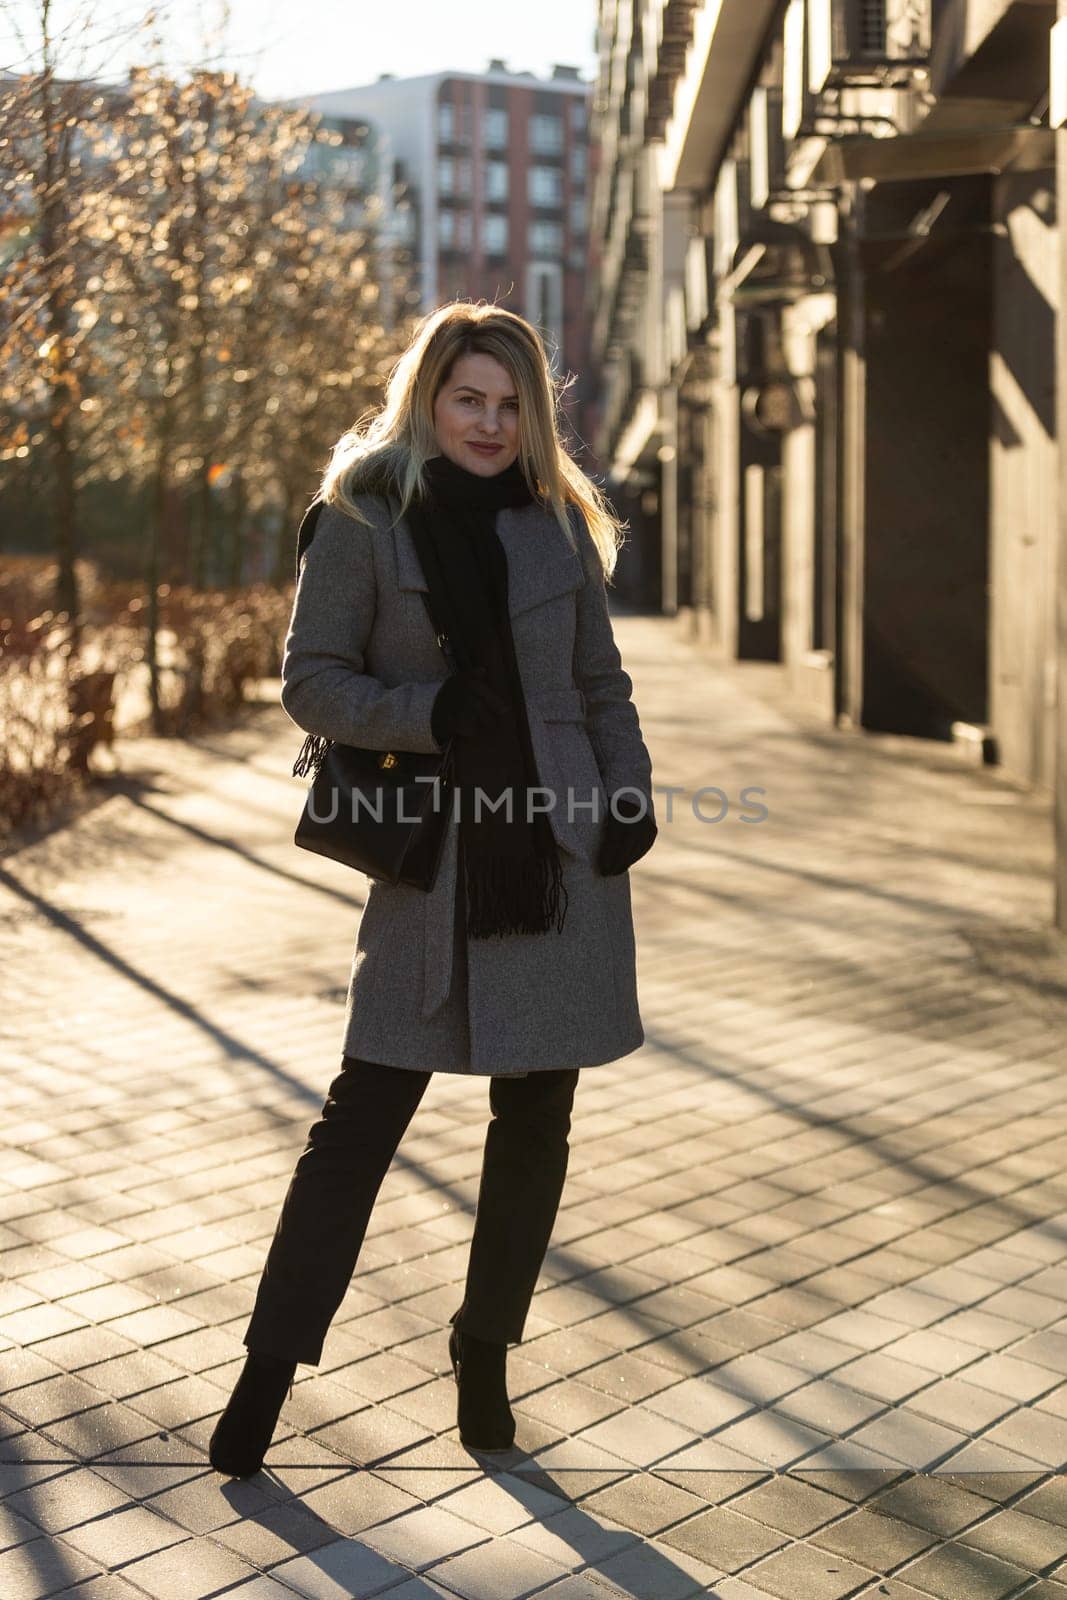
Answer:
[
  {"xmin": 448, "ymin": 1309, "xmax": 516, "ymax": 1452},
  {"xmin": 209, "ymin": 1351, "xmax": 296, "ymax": 1478}
]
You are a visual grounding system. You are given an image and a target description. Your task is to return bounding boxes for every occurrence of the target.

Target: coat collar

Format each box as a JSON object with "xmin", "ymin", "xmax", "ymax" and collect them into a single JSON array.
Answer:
[{"xmin": 392, "ymin": 499, "xmax": 584, "ymax": 618}]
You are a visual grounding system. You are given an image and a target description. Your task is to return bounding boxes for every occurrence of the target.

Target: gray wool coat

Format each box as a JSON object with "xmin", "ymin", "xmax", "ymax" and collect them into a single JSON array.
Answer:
[{"xmin": 280, "ymin": 488, "xmax": 656, "ymax": 1076}]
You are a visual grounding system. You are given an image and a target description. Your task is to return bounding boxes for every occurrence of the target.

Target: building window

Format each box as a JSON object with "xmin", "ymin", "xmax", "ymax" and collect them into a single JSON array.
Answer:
[
  {"xmin": 438, "ymin": 156, "xmax": 454, "ymax": 196},
  {"xmin": 570, "ymin": 97, "xmax": 588, "ymax": 131},
  {"xmin": 529, "ymin": 220, "xmax": 563, "ymax": 256},
  {"xmin": 569, "ymin": 196, "xmax": 587, "ymax": 236},
  {"xmin": 486, "ymin": 161, "xmax": 509, "ymax": 202},
  {"xmin": 528, "ymin": 165, "xmax": 563, "ymax": 208},
  {"xmin": 570, "ymin": 144, "xmax": 587, "ymax": 182},
  {"xmin": 455, "ymin": 157, "xmax": 472, "ymax": 195},
  {"xmin": 529, "ymin": 113, "xmax": 563, "ymax": 154},
  {"xmin": 439, "ymin": 207, "xmax": 471, "ymax": 251},
  {"xmin": 526, "ymin": 261, "xmax": 563, "ymax": 356},
  {"xmin": 484, "ymin": 107, "xmax": 509, "ymax": 148},
  {"xmin": 484, "ymin": 213, "xmax": 508, "ymax": 255},
  {"xmin": 394, "ymin": 204, "xmax": 417, "ymax": 244},
  {"xmin": 439, "ymin": 97, "xmax": 471, "ymax": 143}
]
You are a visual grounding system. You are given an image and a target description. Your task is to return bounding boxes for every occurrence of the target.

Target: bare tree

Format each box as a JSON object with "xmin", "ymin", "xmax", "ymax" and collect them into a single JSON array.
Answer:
[
  {"xmin": 0, "ymin": 2, "xmax": 125, "ymax": 641},
  {"xmin": 2, "ymin": 1, "xmax": 413, "ymax": 734}
]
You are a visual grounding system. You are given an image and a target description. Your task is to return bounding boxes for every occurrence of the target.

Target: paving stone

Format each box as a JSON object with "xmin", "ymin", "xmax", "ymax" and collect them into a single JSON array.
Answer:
[
  {"xmin": 533, "ymin": 1579, "xmax": 634, "ymax": 1600},
  {"xmin": 143, "ymin": 1472, "xmax": 275, "ymax": 1537},
  {"xmin": 744, "ymin": 1538, "xmax": 873, "ymax": 1598},
  {"xmin": 845, "ymin": 1411, "xmax": 970, "ymax": 1471},
  {"xmin": 32, "ymin": 1327, "xmax": 138, "ymax": 1374},
  {"xmin": 879, "ymin": 1331, "xmax": 982, "ymax": 1379},
  {"xmin": 5, "ymin": 1468, "xmax": 130, "ymax": 1533},
  {"xmin": 904, "ymin": 1377, "xmax": 1014, "ymax": 1433},
  {"xmin": 0, "ymin": 1504, "xmax": 44, "ymax": 1553},
  {"xmin": 716, "ymin": 1413, "xmax": 835, "ymax": 1470},
  {"xmin": 33, "ymin": 1575, "xmax": 150, "ymax": 1600},
  {"xmin": 583, "ymin": 1475, "xmax": 711, "ymax": 1536},
  {"xmin": 793, "ymin": 1465, "xmax": 902, "ymax": 1504},
  {"xmin": 0, "ymin": 1536, "xmax": 100, "ymax": 1600},
  {"xmin": 733, "ymin": 1475, "xmax": 852, "ymax": 1537},
  {"xmin": 849, "ymin": 1579, "xmax": 961, "ymax": 1599},
  {"xmin": 981, "ymin": 1408, "xmax": 1067, "ymax": 1469},
  {"xmin": 651, "ymin": 1470, "xmax": 770, "ymax": 1506},
  {"xmin": 45, "ymin": 1402, "xmax": 159, "ymax": 1457},
  {"xmin": 575, "ymin": 1409, "xmax": 699, "ymax": 1469},
  {"xmin": 79, "ymin": 1351, "xmax": 187, "ymax": 1402},
  {"xmin": 809, "ymin": 1507, "xmax": 936, "ymax": 1570},
  {"xmin": 0, "ymin": 1305, "xmax": 89, "ymax": 1345},
  {"xmin": 120, "ymin": 1535, "xmax": 260, "ymax": 1598},
  {"xmin": 513, "ymin": 1381, "xmax": 624, "ymax": 1434},
  {"xmin": 419, "ymin": 1537, "xmax": 570, "ymax": 1600},
  {"xmin": 774, "ymin": 1378, "xmax": 886, "ymax": 1436},
  {"xmin": 62, "ymin": 1503, "xmax": 188, "ymax": 1566},
  {"xmin": 588, "ymin": 1535, "xmax": 726, "ymax": 1599},
  {"xmin": 896, "ymin": 1541, "xmax": 1030, "ymax": 1600},
  {"xmin": 0, "ymin": 1465, "xmax": 71, "ymax": 1497},
  {"xmin": 507, "ymin": 1503, "xmax": 637, "ymax": 1568},
  {"xmin": 0, "ymin": 1349, "xmax": 64, "ymax": 1392},
  {"xmin": 437, "ymin": 1474, "xmax": 570, "ymax": 1535},
  {"xmin": 642, "ymin": 1435, "xmax": 775, "ymax": 1471},
  {"xmin": 641, "ymin": 1375, "xmax": 755, "ymax": 1433},
  {"xmin": 834, "ymin": 1355, "xmax": 934, "ymax": 1405},
  {"xmin": 869, "ymin": 1478, "xmax": 996, "ymax": 1537},
  {"xmin": 958, "ymin": 1504, "xmax": 1067, "ymax": 1571},
  {"xmin": 658, "ymin": 1503, "xmax": 787, "ymax": 1570},
  {"xmin": 348, "ymin": 1503, "xmax": 487, "ymax": 1573},
  {"xmin": 938, "ymin": 1438, "xmax": 1056, "ymax": 1473},
  {"xmin": 1017, "ymin": 1477, "xmax": 1067, "ymax": 1527},
  {"xmin": 4, "ymin": 1377, "xmax": 109, "ymax": 1428},
  {"xmin": 55, "ymin": 1286, "xmax": 156, "ymax": 1324}
]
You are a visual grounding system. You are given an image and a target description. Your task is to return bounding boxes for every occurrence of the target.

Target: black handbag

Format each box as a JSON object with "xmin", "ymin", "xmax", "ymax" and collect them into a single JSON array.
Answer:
[{"xmin": 289, "ymin": 498, "xmax": 458, "ymax": 892}]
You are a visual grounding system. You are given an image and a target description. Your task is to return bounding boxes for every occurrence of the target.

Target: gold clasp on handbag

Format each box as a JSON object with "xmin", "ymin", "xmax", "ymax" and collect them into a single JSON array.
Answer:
[{"xmin": 379, "ymin": 752, "xmax": 398, "ymax": 769}]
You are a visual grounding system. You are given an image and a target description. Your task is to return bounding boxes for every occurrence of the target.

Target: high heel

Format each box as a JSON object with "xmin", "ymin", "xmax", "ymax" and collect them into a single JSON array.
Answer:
[
  {"xmin": 448, "ymin": 1308, "xmax": 516, "ymax": 1452},
  {"xmin": 209, "ymin": 1350, "xmax": 296, "ymax": 1478}
]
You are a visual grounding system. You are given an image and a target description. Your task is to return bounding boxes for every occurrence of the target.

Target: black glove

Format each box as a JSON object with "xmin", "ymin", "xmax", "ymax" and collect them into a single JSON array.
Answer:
[
  {"xmin": 597, "ymin": 793, "xmax": 658, "ymax": 876},
  {"xmin": 431, "ymin": 666, "xmax": 510, "ymax": 746}
]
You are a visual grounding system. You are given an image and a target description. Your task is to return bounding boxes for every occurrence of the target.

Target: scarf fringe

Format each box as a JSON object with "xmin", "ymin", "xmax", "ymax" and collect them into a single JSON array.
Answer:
[
  {"xmin": 293, "ymin": 732, "xmax": 332, "ymax": 780},
  {"xmin": 465, "ymin": 848, "xmax": 569, "ymax": 939}
]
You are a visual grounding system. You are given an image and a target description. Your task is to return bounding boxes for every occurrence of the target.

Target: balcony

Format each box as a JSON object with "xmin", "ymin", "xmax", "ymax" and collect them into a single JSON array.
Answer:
[{"xmin": 646, "ymin": 0, "xmax": 701, "ymax": 139}]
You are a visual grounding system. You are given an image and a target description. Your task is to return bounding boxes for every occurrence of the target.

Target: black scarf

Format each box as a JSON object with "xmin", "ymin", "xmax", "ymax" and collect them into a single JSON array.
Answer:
[{"xmin": 405, "ymin": 453, "xmax": 569, "ymax": 941}]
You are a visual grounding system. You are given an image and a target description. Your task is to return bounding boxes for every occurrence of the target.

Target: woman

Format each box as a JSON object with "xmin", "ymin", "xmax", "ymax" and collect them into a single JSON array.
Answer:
[{"xmin": 208, "ymin": 302, "xmax": 657, "ymax": 1479}]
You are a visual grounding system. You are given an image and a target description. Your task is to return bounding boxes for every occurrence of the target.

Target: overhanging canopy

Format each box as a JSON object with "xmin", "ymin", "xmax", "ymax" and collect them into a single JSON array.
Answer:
[{"xmin": 811, "ymin": 124, "xmax": 1054, "ymax": 185}]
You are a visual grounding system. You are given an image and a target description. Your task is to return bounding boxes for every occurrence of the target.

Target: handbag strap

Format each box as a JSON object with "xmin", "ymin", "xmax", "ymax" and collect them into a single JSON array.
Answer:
[{"xmin": 295, "ymin": 497, "xmax": 324, "ymax": 584}]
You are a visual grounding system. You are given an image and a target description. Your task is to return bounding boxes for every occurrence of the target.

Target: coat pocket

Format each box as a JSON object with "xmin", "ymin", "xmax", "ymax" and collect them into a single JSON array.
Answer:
[{"xmin": 528, "ymin": 688, "xmax": 607, "ymax": 860}]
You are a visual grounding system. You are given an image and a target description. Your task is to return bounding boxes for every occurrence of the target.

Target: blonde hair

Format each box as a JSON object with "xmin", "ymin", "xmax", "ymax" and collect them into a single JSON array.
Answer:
[{"xmin": 319, "ymin": 300, "xmax": 625, "ymax": 578}]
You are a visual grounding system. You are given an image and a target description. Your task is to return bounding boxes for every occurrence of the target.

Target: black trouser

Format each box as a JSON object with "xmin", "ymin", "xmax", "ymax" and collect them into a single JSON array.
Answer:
[{"xmin": 243, "ymin": 1055, "xmax": 580, "ymax": 1365}]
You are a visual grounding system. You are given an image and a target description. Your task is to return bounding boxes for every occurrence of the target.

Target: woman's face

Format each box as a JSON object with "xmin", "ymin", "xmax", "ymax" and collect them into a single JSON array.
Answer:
[{"xmin": 432, "ymin": 352, "xmax": 521, "ymax": 477}]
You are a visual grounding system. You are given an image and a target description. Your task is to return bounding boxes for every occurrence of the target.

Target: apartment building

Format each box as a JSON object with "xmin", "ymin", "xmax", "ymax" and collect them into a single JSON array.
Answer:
[
  {"xmin": 590, "ymin": 0, "xmax": 1058, "ymax": 784},
  {"xmin": 289, "ymin": 62, "xmax": 594, "ymax": 391}
]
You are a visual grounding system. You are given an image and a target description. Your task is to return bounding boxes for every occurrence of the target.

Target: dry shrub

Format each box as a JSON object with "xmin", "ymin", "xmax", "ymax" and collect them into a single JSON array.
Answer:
[
  {"xmin": 0, "ymin": 555, "xmax": 294, "ymax": 837},
  {"xmin": 0, "ymin": 616, "xmax": 79, "ymax": 834},
  {"xmin": 156, "ymin": 583, "xmax": 292, "ymax": 733}
]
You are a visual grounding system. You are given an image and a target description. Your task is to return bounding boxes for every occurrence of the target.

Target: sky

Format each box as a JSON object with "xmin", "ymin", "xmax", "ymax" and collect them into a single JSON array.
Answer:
[{"xmin": 1, "ymin": 0, "xmax": 600, "ymax": 97}]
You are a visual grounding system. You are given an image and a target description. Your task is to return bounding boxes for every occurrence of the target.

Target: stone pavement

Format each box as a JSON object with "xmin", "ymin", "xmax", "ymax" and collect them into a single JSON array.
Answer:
[{"xmin": 2, "ymin": 610, "xmax": 1067, "ymax": 1600}]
